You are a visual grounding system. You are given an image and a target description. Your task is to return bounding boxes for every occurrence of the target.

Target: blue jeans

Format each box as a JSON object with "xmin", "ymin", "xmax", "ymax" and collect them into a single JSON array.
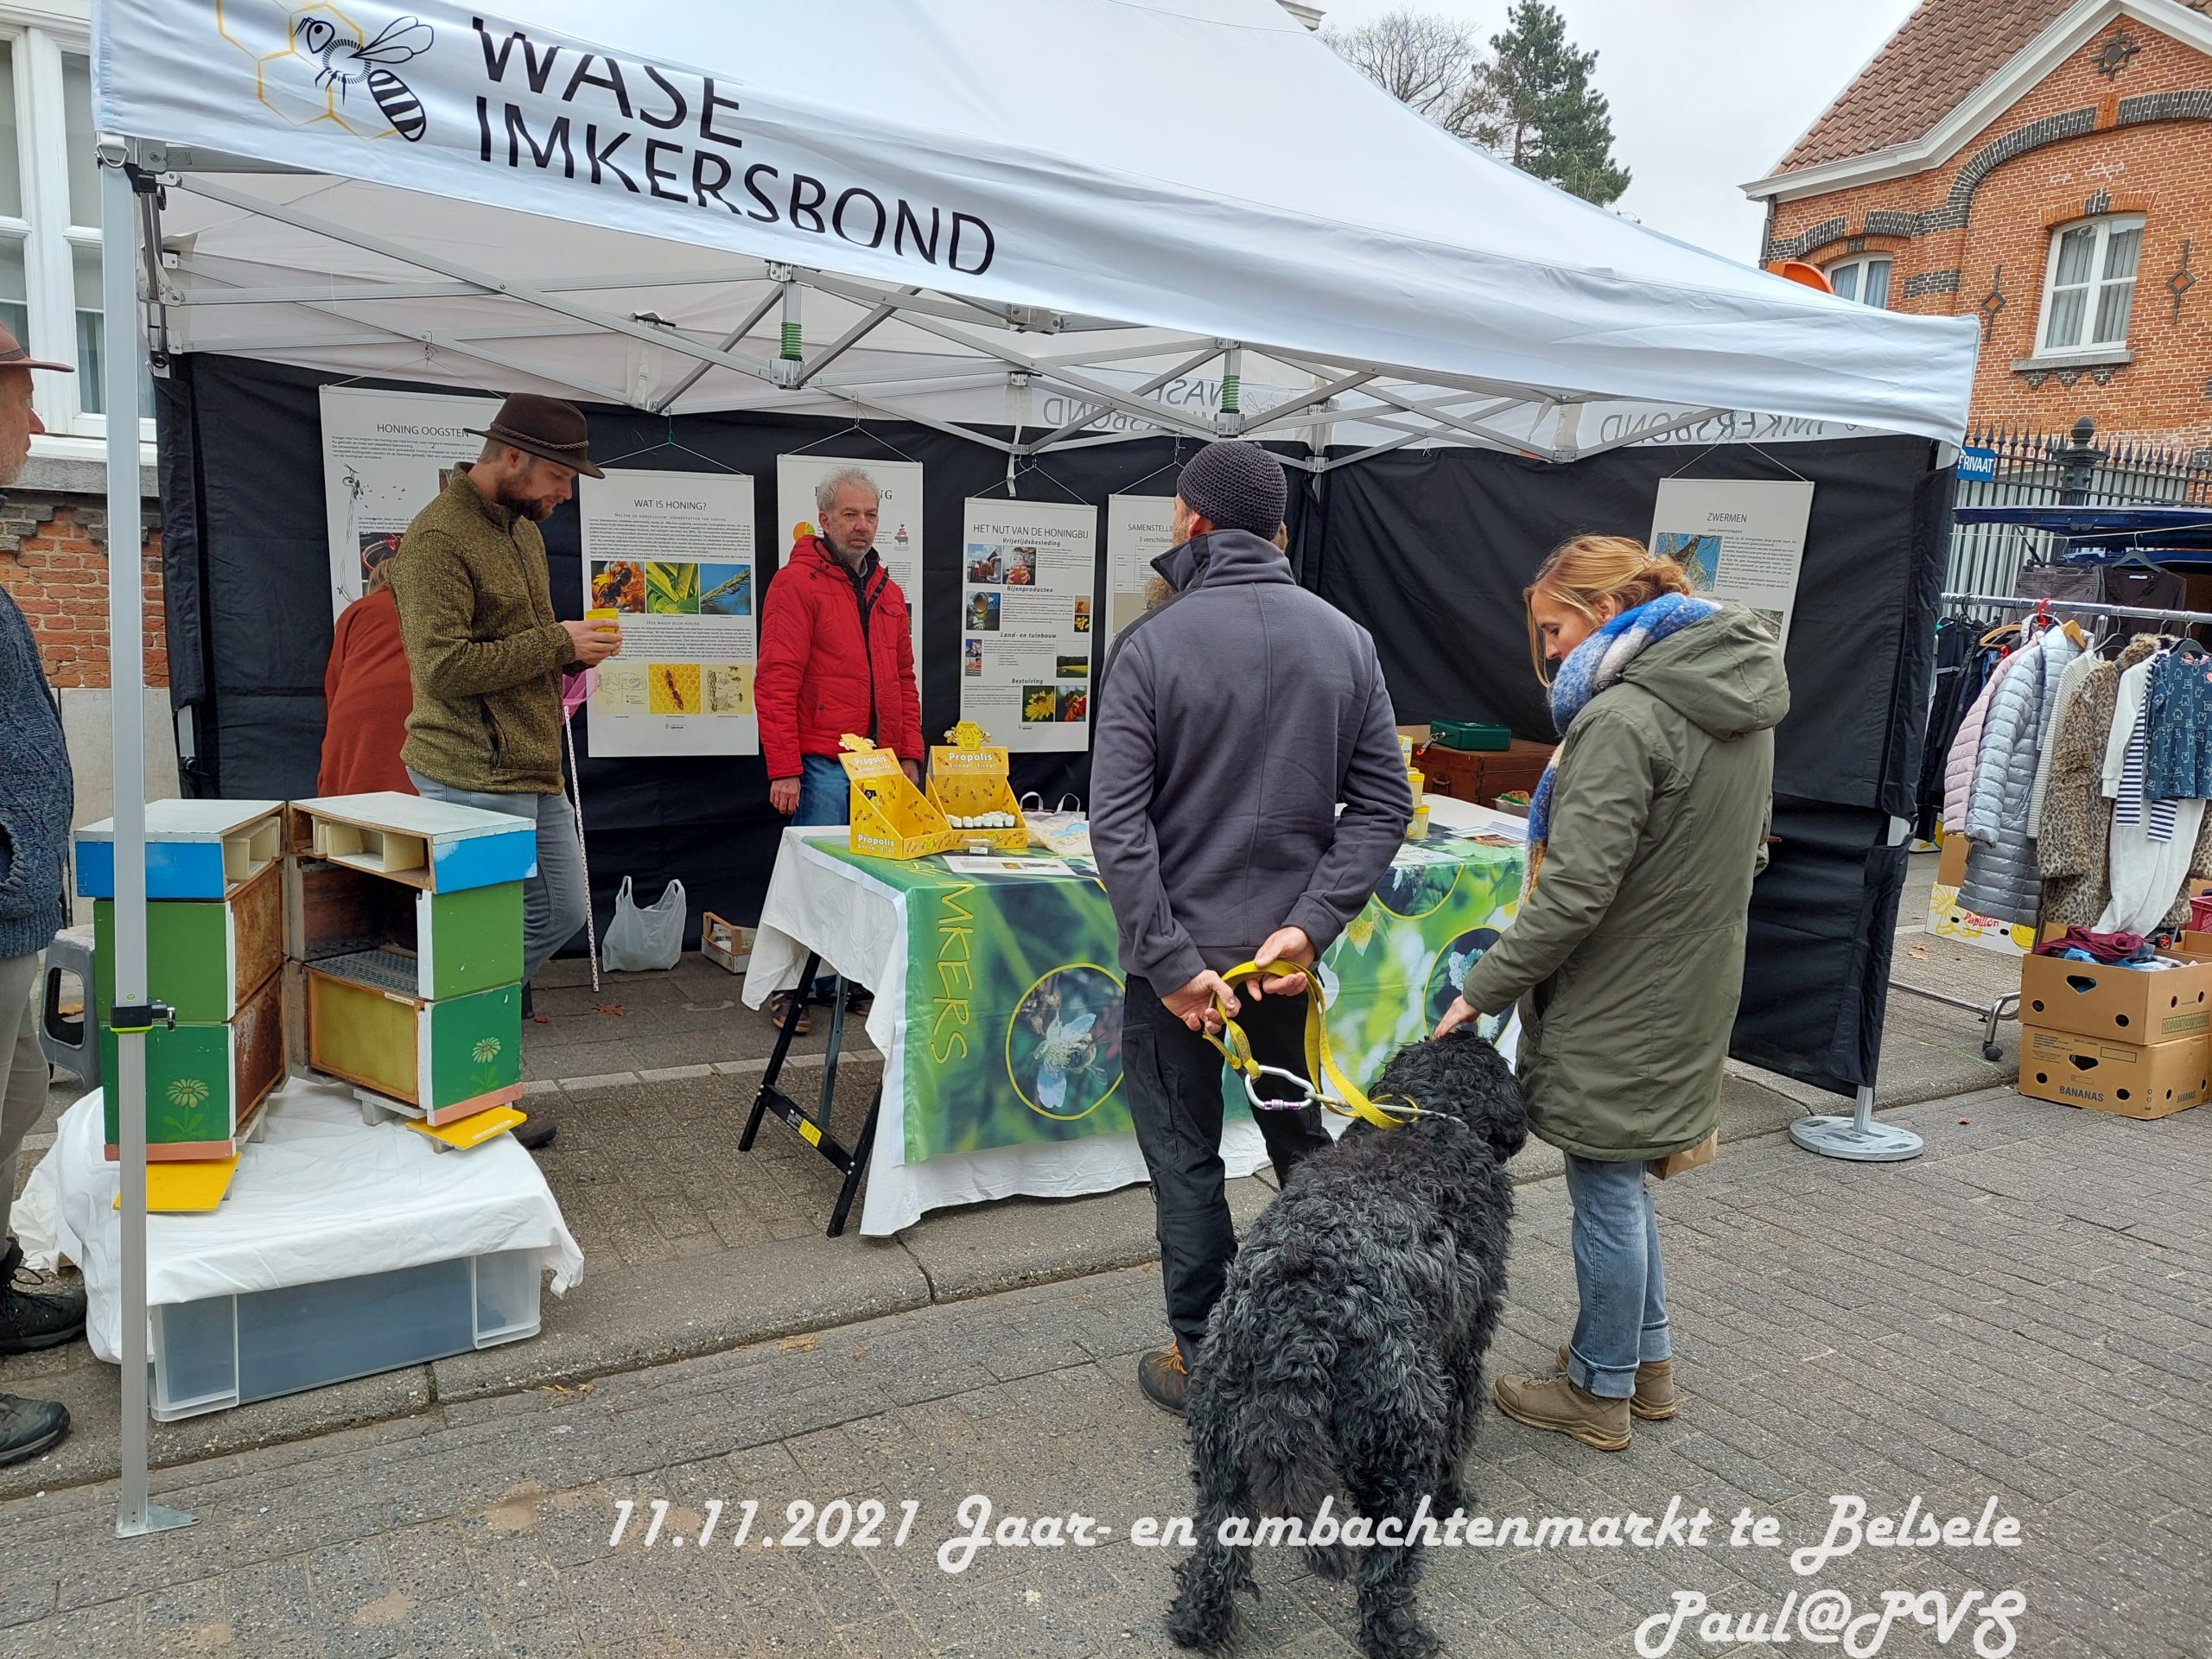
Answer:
[
  {"xmin": 1560, "ymin": 1154, "xmax": 1671, "ymax": 1400},
  {"xmin": 793, "ymin": 754, "xmax": 850, "ymax": 827},
  {"xmin": 405, "ymin": 770, "xmax": 588, "ymax": 984}
]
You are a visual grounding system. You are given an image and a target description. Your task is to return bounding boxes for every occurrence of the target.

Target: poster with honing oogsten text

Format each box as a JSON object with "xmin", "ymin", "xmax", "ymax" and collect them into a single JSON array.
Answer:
[
  {"xmin": 1648, "ymin": 478, "xmax": 1815, "ymax": 651},
  {"xmin": 960, "ymin": 498, "xmax": 1099, "ymax": 753},
  {"xmin": 580, "ymin": 470, "xmax": 759, "ymax": 757},
  {"xmin": 319, "ymin": 386, "xmax": 503, "ymax": 621},
  {"xmin": 774, "ymin": 454, "xmax": 925, "ymax": 671}
]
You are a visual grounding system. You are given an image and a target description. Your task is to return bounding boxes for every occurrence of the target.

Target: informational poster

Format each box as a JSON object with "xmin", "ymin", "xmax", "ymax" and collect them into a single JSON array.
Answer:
[
  {"xmin": 1649, "ymin": 478, "xmax": 1815, "ymax": 648},
  {"xmin": 1105, "ymin": 493, "xmax": 1176, "ymax": 638},
  {"xmin": 960, "ymin": 499, "xmax": 1099, "ymax": 753},
  {"xmin": 579, "ymin": 470, "xmax": 759, "ymax": 757},
  {"xmin": 774, "ymin": 454, "xmax": 925, "ymax": 669},
  {"xmin": 319, "ymin": 386, "xmax": 500, "ymax": 619}
]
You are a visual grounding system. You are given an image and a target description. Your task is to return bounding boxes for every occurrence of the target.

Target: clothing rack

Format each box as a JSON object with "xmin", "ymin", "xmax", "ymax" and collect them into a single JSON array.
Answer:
[{"xmin": 1942, "ymin": 590, "xmax": 2212, "ymax": 628}]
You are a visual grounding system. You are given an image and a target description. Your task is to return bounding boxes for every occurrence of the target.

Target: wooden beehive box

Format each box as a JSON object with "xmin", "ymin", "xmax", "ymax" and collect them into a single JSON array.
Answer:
[
  {"xmin": 92, "ymin": 861, "xmax": 284, "ymax": 1026},
  {"xmin": 286, "ymin": 858, "xmax": 524, "ymax": 1001},
  {"xmin": 99, "ymin": 969, "xmax": 283, "ymax": 1160},
  {"xmin": 288, "ymin": 793, "xmax": 537, "ymax": 893},
  {"xmin": 76, "ymin": 799, "xmax": 284, "ymax": 901},
  {"xmin": 304, "ymin": 972, "xmax": 524, "ymax": 1126}
]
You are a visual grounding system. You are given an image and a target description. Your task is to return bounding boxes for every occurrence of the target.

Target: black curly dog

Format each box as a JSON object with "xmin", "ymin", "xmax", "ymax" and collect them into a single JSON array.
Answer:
[{"xmin": 1166, "ymin": 1028, "xmax": 1528, "ymax": 1659}]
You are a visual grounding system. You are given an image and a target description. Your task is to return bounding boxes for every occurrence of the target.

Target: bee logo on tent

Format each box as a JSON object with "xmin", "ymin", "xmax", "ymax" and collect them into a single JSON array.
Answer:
[{"xmin": 214, "ymin": 2, "xmax": 435, "ymax": 143}]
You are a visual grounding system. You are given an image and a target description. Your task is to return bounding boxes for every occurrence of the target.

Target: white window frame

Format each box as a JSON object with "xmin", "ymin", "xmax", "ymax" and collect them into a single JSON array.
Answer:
[
  {"xmin": 0, "ymin": 6, "xmax": 156, "ymax": 458},
  {"xmin": 2035, "ymin": 213, "xmax": 2145, "ymax": 359},
  {"xmin": 1823, "ymin": 254, "xmax": 1893, "ymax": 309}
]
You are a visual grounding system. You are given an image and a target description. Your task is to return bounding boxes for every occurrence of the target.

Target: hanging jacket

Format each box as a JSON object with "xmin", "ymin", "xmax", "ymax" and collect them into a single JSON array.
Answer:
[
  {"xmin": 2041, "ymin": 636, "xmax": 2158, "ymax": 927},
  {"xmin": 755, "ymin": 536, "xmax": 922, "ymax": 780},
  {"xmin": 1454, "ymin": 607, "xmax": 1788, "ymax": 1163},
  {"xmin": 1961, "ymin": 625, "xmax": 2080, "ymax": 924},
  {"xmin": 2026, "ymin": 649, "xmax": 2097, "ymax": 838},
  {"xmin": 1915, "ymin": 621, "xmax": 1980, "ymax": 841},
  {"xmin": 1942, "ymin": 649, "xmax": 2022, "ymax": 836}
]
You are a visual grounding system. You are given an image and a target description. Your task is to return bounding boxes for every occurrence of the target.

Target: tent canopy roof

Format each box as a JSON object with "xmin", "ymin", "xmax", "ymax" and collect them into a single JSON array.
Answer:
[{"xmin": 94, "ymin": 0, "xmax": 1979, "ymax": 461}]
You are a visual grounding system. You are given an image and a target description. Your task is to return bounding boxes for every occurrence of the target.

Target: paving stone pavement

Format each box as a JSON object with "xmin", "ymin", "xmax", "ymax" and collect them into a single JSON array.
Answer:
[{"xmin": 0, "ymin": 1085, "xmax": 2205, "ymax": 1659}]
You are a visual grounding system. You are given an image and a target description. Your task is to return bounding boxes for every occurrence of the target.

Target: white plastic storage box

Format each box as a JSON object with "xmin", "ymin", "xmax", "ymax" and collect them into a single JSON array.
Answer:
[{"xmin": 148, "ymin": 1249, "xmax": 543, "ymax": 1421}]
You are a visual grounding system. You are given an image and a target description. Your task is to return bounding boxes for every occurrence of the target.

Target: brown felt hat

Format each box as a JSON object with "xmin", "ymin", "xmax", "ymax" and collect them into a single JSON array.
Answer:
[
  {"xmin": 467, "ymin": 393, "xmax": 604, "ymax": 478},
  {"xmin": 0, "ymin": 322, "xmax": 71, "ymax": 373}
]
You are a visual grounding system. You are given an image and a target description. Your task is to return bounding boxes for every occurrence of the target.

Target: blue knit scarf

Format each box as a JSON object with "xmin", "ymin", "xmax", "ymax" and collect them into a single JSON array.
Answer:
[{"xmin": 1524, "ymin": 592, "xmax": 1719, "ymax": 889}]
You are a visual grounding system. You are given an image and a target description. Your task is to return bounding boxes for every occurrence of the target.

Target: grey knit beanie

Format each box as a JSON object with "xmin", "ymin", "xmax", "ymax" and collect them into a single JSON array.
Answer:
[{"xmin": 1177, "ymin": 441, "xmax": 1287, "ymax": 538}]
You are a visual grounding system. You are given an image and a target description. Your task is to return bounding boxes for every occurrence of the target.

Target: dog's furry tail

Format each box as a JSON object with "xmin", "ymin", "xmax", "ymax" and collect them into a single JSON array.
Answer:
[{"xmin": 1237, "ymin": 1332, "xmax": 1351, "ymax": 1580}]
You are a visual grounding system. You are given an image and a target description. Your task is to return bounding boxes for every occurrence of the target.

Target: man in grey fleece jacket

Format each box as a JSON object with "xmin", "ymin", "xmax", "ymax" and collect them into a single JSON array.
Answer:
[{"xmin": 1090, "ymin": 441, "xmax": 1410, "ymax": 1414}]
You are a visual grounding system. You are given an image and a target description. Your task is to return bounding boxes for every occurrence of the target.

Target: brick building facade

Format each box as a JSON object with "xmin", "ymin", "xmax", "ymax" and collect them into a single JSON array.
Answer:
[
  {"xmin": 1746, "ymin": 0, "xmax": 2212, "ymax": 448},
  {"xmin": 1, "ymin": 504, "xmax": 164, "ymax": 691}
]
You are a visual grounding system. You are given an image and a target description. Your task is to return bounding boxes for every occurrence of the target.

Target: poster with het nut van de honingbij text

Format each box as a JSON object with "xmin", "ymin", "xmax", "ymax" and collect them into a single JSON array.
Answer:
[
  {"xmin": 580, "ymin": 470, "xmax": 759, "ymax": 758},
  {"xmin": 960, "ymin": 499, "xmax": 1100, "ymax": 753},
  {"xmin": 1647, "ymin": 478, "xmax": 1814, "ymax": 650}
]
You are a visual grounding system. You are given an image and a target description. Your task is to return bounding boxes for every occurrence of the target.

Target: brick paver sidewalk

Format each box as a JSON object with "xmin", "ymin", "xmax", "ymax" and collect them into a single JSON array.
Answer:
[{"xmin": 0, "ymin": 1087, "xmax": 2204, "ymax": 1658}]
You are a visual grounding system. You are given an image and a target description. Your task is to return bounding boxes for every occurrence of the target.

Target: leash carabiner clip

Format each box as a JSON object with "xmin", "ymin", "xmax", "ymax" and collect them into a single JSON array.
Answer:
[{"xmin": 1241, "ymin": 1063, "xmax": 1331, "ymax": 1115}]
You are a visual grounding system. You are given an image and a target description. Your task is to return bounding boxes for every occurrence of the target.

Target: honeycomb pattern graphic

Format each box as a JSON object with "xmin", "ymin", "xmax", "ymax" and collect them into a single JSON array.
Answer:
[{"xmin": 214, "ymin": 0, "xmax": 408, "ymax": 141}]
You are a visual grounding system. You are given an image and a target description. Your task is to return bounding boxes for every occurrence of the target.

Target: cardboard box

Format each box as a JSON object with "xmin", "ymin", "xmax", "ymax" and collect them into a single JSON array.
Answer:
[
  {"xmin": 2170, "ymin": 931, "xmax": 2212, "ymax": 963},
  {"xmin": 2018, "ymin": 954, "xmax": 2212, "ymax": 1043},
  {"xmin": 2017, "ymin": 1027, "xmax": 2206, "ymax": 1119},
  {"xmin": 1936, "ymin": 832, "xmax": 1967, "ymax": 888},
  {"xmin": 700, "ymin": 912, "xmax": 752, "ymax": 975}
]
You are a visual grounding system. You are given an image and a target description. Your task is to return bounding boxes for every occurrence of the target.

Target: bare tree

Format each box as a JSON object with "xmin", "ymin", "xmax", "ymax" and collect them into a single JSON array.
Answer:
[{"xmin": 1325, "ymin": 7, "xmax": 1503, "ymax": 147}]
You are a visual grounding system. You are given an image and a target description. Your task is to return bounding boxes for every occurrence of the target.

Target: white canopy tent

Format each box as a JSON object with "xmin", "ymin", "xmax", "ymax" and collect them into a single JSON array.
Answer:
[{"xmin": 83, "ymin": 0, "xmax": 1980, "ymax": 1535}]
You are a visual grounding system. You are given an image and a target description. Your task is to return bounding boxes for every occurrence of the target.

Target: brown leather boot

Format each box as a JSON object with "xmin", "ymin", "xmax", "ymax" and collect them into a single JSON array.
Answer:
[
  {"xmin": 1557, "ymin": 1344, "xmax": 1676, "ymax": 1421},
  {"xmin": 1138, "ymin": 1345, "xmax": 1189, "ymax": 1415},
  {"xmin": 1493, "ymin": 1371, "xmax": 1631, "ymax": 1451}
]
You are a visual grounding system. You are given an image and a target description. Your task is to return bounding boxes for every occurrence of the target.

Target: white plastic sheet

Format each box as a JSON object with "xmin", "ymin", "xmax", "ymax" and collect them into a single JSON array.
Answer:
[{"xmin": 20, "ymin": 1077, "xmax": 582, "ymax": 1364}]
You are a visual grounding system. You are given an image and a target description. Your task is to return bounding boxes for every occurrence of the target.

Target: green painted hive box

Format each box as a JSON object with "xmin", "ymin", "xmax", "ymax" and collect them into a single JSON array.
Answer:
[
  {"xmin": 99, "ymin": 969, "xmax": 284, "ymax": 1160},
  {"xmin": 305, "ymin": 972, "xmax": 523, "ymax": 1126},
  {"xmin": 93, "ymin": 861, "xmax": 285, "ymax": 1026},
  {"xmin": 287, "ymin": 859, "xmax": 523, "ymax": 1001}
]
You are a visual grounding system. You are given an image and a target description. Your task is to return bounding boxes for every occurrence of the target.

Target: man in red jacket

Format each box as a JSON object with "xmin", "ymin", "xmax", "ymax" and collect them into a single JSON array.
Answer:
[{"xmin": 757, "ymin": 467, "xmax": 923, "ymax": 1027}]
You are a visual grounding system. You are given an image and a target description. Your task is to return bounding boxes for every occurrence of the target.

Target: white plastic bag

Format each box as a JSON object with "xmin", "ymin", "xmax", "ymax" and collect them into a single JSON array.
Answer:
[{"xmin": 601, "ymin": 875, "xmax": 686, "ymax": 972}]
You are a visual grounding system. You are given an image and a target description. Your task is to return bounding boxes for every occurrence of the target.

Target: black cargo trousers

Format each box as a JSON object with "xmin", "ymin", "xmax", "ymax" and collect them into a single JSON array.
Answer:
[{"xmin": 1122, "ymin": 975, "xmax": 1333, "ymax": 1363}]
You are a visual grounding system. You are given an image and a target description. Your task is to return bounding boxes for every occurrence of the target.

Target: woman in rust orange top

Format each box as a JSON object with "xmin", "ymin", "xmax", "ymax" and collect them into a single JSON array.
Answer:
[{"xmin": 317, "ymin": 562, "xmax": 416, "ymax": 796}]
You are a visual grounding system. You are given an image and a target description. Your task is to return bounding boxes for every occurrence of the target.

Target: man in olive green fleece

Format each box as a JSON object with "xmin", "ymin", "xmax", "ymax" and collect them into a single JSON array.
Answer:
[{"xmin": 388, "ymin": 396, "xmax": 620, "ymax": 1053}]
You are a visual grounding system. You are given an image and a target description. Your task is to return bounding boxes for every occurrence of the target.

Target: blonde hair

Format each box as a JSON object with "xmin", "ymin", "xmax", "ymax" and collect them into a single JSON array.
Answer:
[{"xmin": 1525, "ymin": 534, "xmax": 1694, "ymax": 685}]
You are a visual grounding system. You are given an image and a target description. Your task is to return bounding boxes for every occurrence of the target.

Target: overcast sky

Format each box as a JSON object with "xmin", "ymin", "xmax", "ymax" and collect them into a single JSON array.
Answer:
[{"xmin": 1315, "ymin": 0, "xmax": 1923, "ymax": 262}]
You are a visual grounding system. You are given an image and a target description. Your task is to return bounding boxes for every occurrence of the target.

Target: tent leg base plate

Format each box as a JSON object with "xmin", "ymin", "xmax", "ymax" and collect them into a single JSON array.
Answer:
[
  {"xmin": 118, "ymin": 1503, "xmax": 196, "ymax": 1539},
  {"xmin": 1789, "ymin": 1115, "xmax": 1923, "ymax": 1162}
]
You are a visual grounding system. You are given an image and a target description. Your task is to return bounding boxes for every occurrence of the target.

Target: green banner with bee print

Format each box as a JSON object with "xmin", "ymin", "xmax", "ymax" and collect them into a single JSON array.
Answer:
[{"xmin": 817, "ymin": 830, "xmax": 1524, "ymax": 1164}]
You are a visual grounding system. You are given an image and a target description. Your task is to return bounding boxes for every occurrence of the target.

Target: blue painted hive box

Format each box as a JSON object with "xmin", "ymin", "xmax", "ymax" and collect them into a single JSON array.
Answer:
[{"xmin": 76, "ymin": 800, "xmax": 286, "ymax": 901}]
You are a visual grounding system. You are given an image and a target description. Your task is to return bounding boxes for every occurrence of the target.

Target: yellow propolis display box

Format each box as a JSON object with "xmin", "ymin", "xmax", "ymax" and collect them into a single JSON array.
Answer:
[
  {"xmin": 927, "ymin": 722, "xmax": 1029, "ymax": 853},
  {"xmin": 841, "ymin": 735, "xmax": 953, "ymax": 860}
]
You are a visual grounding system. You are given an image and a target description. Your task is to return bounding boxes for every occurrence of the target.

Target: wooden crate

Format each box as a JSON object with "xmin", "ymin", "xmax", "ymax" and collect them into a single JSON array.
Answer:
[
  {"xmin": 305, "ymin": 970, "xmax": 523, "ymax": 1125},
  {"xmin": 92, "ymin": 861, "xmax": 284, "ymax": 1025},
  {"xmin": 286, "ymin": 856, "xmax": 523, "ymax": 1001},
  {"xmin": 77, "ymin": 799, "xmax": 284, "ymax": 901},
  {"xmin": 288, "ymin": 793, "xmax": 536, "ymax": 894},
  {"xmin": 100, "ymin": 969, "xmax": 283, "ymax": 1160}
]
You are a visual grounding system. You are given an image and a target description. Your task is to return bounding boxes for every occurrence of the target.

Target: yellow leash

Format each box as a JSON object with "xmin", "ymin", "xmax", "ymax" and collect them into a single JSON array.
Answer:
[{"xmin": 1202, "ymin": 960, "xmax": 1434, "ymax": 1130}]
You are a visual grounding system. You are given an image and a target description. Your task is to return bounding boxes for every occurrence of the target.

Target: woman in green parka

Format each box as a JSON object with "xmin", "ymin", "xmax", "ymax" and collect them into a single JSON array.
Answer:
[{"xmin": 1435, "ymin": 534, "xmax": 1789, "ymax": 1452}]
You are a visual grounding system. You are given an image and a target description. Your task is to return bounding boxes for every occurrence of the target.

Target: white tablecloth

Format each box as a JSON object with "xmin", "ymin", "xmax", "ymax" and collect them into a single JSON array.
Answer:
[
  {"xmin": 18, "ymin": 1075, "xmax": 583, "ymax": 1363},
  {"xmin": 741, "ymin": 797, "xmax": 1522, "ymax": 1236}
]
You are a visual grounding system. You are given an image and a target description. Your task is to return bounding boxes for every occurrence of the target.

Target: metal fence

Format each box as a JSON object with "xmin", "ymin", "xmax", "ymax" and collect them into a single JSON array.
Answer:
[{"xmin": 1948, "ymin": 418, "xmax": 2212, "ymax": 597}]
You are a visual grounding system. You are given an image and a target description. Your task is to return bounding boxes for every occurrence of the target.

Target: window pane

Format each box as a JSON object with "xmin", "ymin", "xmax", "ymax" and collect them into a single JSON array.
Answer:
[
  {"xmin": 1864, "ymin": 258, "xmax": 1891, "ymax": 308},
  {"xmin": 2102, "ymin": 226, "xmax": 2142, "ymax": 283},
  {"xmin": 2053, "ymin": 225, "xmax": 2096, "ymax": 287},
  {"xmin": 63, "ymin": 54, "xmax": 99, "ymax": 229},
  {"xmin": 1828, "ymin": 264, "xmax": 1858, "ymax": 303},
  {"xmin": 0, "ymin": 237, "xmax": 25, "ymax": 344},
  {"xmin": 2092, "ymin": 276, "xmax": 2136, "ymax": 346},
  {"xmin": 0, "ymin": 43, "xmax": 21, "ymax": 221},
  {"xmin": 2044, "ymin": 286, "xmax": 2086, "ymax": 351},
  {"xmin": 73, "ymin": 243, "xmax": 153, "ymax": 417}
]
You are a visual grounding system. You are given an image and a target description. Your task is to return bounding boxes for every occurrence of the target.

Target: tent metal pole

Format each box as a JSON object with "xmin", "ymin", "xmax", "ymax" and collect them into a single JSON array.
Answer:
[
  {"xmin": 102, "ymin": 149, "xmax": 194, "ymax": 1540},
  {"xmin": 1566, "ymin": 406, "xmax": 1737, "ymax": 463},
  {"xmin": 886, "ymin": 308, "xmax": 1220, "ymax": 442},
  {"xmin": 796, "ymin": 289, "xmax": 914, "ymax": 389},
  {"xmin": 653, "ymin": 283, "xmax": 791, "ymax": 413},
  {"xmin": 1020, "ymin": 344, "xmax": 1224, "ymax": 453}
]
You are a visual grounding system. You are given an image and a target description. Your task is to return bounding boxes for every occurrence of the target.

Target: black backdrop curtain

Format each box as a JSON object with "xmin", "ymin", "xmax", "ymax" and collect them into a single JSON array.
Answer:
[{"xmin": 156, "ymin": 355, "xmax": 1949, "ymax": 1097}]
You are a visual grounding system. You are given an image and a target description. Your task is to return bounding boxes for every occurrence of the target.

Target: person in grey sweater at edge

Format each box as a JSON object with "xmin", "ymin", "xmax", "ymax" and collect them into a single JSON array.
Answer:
[{"xmin": 1090, "ymin": 439, "xmax": 1411, "ymax": 1415}]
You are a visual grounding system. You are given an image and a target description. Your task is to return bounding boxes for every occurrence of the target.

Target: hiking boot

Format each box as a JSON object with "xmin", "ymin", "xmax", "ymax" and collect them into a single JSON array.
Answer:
[
  {"xmin": 766, "ymin": 991, "xmax": 811, "ymax": 1036},
  {"xmin": 1493, "ymin": 1371, "xmax": 1630, "ymax": 1452},
  {"xmin": 0, "ymin": 1394, "xmax": 67, "ymax": 1466},
  {"xmin": 1557, "ymin": 1344, "xmax": 1676, "ymax": 1421},
  {"xmin": 1138, "ymin": 1346, "xmax": 1190, "ymax": 1416},
  {"xmin": 0, "ymin": 1239, "xmax": 85, "ymax": 1355}
]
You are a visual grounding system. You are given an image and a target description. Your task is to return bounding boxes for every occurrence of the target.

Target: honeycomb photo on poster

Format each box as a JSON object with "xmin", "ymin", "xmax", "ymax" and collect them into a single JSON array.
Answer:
[
  {"xmin": 1655, "ymin": 531, "xmax": 1721, "ymax": 593},
  {"xmin": 699, "ymin": 563, "xmax": 753, "ymax": 618},
  {"xmin": 648, "ymin": 663, "xmax": 701, "ymax": 715},
  {"xmin": 704, "ymin": 663, "xmax": 753, "ymax": 715},
  {"xmin": 645, "ymin": 562, "xmax": 701, "ymax": 614}
]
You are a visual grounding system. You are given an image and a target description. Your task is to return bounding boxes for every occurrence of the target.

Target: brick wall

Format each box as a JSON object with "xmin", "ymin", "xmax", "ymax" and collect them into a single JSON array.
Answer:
[
  {"xmin": 0, "ymin": 499, "xmax": 167, "ymax": 690},
  {"xmin": 1764, "ymin": 21, "xmax": 2212, "ymax": 448}
]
